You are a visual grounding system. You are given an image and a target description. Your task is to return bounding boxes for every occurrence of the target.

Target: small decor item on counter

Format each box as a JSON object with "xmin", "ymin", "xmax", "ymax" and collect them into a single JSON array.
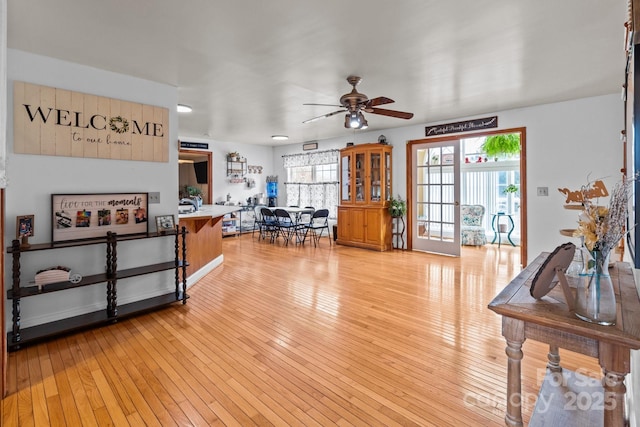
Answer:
[
  {"xmin": 571, "ymin": 175, "xmax": 636, "ymax": 325},
  {"xmin": 34, "ymin": 266, "xmax": 82, "ymax": 291},
  {"xmin": 16, "ymin": 214, "xmax": 34, "ymax": 248},
  {"xmin": 389, "ymin": 195, "xmax": 407, "ymax": 218}
]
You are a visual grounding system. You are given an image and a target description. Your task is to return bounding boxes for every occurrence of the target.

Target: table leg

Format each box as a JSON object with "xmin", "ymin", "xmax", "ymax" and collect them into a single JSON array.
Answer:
[
  {"xmin": 491, "ymin": 215, "xmax": 498, "ymax": 245},
  {"xmin": 502, "ymin": 317, "xmax": 524, "ymax": 427},
  {"xmin": 506, "ymin": 215, "xmax": 516, "ymax": 246},
  {"xmin": 547, "ymin": 344, "xmax": 562, "ymax": 373},
  {"xmin": 599, "ymin": 342, "xmax": 629, "ymax": 427}
]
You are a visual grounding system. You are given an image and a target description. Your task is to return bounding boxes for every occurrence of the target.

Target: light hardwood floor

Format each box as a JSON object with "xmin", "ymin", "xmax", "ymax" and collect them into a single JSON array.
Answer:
[{"xmin": 1, "ymin": 234, "xmax": 599, "ymax": 426}]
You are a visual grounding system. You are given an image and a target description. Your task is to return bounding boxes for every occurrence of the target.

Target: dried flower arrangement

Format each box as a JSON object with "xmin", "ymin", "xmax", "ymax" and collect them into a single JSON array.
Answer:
[{"xmin": 572, "ymin": 176, "xmax": 635, "ymax": 260}]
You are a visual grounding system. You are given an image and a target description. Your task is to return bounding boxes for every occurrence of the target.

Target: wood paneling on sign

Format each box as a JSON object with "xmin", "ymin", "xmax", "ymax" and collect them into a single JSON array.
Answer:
[{"xmin": 13, "ymin": 81, "xmax": 169, "ymax": 162}]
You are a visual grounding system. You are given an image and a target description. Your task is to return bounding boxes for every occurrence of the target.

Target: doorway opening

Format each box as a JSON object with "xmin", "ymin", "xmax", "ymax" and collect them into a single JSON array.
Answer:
[
  {"xmin": 407, "ymin": 127, "xmax": 527, "ymax": 266},
  {"xmin": 178, "ymin": 149, "xmax": 213, "ymax": 205}
]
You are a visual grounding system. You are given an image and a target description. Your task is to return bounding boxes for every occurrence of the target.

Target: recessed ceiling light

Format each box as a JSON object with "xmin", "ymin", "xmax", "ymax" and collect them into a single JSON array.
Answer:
[
  {"xmin": 272, "ymin": 135, "xmax": 289, "ymax": 141},
  {"xmin": 177, "ymin": 104, "xmax": 192, "ymax": 113}
]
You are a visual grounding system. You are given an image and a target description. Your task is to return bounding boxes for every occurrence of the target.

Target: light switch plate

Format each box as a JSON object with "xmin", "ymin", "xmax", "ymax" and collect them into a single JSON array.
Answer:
[{"xmin": 537, "ymin": 187, "xmax": 548, "ymax": 196}]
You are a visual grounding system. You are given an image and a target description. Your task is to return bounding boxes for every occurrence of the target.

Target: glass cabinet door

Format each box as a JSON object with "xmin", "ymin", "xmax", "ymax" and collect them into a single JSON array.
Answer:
[
  {"xmin": 384, "ymin": 151, "xmax": 391, "ymax": 201},
  {"xmin": 341, "ymin": 153, "xmax": 351, "ymax": 202},
  {"xmin": 355, "ymin": 152, "xmax": 365, "ymax": 202},
  {"xmin": 369, "ymin": 151, "xmax": 381, "ymax": 202}
]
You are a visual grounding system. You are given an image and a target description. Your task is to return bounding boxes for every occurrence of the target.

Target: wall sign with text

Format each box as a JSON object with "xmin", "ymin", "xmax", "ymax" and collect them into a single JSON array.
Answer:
[
  {"xmin": 14, "ymin": 81, "xmax": 169, "ymax": 162},
  {"xmin": 425, "ymin": 116, "xmax": 498, "ymax": 137}
]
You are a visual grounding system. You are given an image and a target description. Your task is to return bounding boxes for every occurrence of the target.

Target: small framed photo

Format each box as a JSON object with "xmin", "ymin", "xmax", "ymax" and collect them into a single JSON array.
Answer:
[
  {"xmin": 17, "ymin": 215, "xmax": 34, "ymax": 248},
  {"xmin": 17, "ymin": 215, "xmax": 34, "ymax": 239},
  {"xmin": 155, "ymin": 215, "xmax": 175, "ymax": 235}
]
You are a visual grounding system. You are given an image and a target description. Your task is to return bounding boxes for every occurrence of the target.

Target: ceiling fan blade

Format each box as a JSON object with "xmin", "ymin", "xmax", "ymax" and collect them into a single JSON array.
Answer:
[
  {"xmin": 302, "ymin": 109, "xmax": 347, "ymax": 124},
  {"xmin": 369, "ymin": 108, "xmax": 414, "ymax": 119},
  {"xmin": 365, "ymin": 96, "xmax": 395, "ymax": 107},
  {"xmin": 303, "ymin": 103, "xmax": 342, "ymax": 107}
]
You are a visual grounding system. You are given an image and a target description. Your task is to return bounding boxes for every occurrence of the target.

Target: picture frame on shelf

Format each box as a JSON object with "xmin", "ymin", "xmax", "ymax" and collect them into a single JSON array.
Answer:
[
  {"xmin": 52, "ymin": 193, "xmax": 148, "ymax": 243},
  {"xmin": 155, "ymin": 215, "xmax": 176, "ymax": 235},
  {"xmin": 16, "ymin": 214, "xmax": 34, "ymax": 248}
]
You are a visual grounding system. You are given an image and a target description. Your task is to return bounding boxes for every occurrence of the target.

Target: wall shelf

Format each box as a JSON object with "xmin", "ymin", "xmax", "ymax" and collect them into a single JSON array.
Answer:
[{"xmin": 6, "ymin": 228, "xmax": 189, "ymax": 351}]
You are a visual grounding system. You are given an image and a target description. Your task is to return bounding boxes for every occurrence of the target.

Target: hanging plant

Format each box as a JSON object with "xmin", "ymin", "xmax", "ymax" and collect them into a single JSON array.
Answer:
[{"xmin": 480, "ymin": 134, "xmax": 520, "ymax": 160}]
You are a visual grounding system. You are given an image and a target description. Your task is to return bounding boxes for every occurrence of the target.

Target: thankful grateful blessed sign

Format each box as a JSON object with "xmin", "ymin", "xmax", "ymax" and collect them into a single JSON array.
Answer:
[{"xmin": 13, "ymin": 81, "xmax": 169, "ymax": 162}]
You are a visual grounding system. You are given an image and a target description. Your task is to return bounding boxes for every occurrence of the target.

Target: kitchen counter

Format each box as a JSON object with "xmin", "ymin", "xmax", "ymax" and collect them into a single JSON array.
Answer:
[
  {"xmin": 178, "ymin": 204, "xmax": 241, "ymax": 284},
  {"xmin": 178, "ymin": 204, "xmax": 240, "ymax": 220}
]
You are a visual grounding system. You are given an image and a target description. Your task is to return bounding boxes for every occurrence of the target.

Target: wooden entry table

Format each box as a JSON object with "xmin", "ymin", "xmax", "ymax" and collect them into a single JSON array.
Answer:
[{"xmin": 488, "ymin": 252, "xmax": 640, "ymax": 426}]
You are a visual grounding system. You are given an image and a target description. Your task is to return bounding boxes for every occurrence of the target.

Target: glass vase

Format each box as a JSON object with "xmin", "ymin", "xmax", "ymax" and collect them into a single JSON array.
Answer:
[{"xmin": 574, "ymin": 249, "xmax": 616, "ymax": 325}]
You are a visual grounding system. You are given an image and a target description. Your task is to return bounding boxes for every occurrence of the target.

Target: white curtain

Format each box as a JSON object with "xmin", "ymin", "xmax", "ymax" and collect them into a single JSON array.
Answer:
[
  {"xmin": 283, "ymin": 149, "xmax": 339, "ymax": 218},
  {"xmin": 282, "ymin": 149, "xmax": 339, "ymax": 168},
  {"xmin": 285, "ymin": 182, "xmax": 339, "ymax": 219}
]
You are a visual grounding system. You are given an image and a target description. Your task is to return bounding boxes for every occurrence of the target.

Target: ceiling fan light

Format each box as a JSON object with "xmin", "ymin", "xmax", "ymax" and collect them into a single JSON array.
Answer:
[
  {"xmin": 349, "ymin": 112, "xmax": 360, "ymax": 128},
  {"xmin": 357, "ymin": 112, "xmax": 368, "ymax": 129}
]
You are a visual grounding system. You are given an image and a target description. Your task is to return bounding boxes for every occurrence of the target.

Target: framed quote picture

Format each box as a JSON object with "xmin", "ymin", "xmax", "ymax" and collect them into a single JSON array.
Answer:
[
  {"xmin": 155, "ymin": 215, "xmax": 175, "ymax": 235},
  {"xmin": 52, "ymin": 193, "xmax": 148, "ymax": 242}
]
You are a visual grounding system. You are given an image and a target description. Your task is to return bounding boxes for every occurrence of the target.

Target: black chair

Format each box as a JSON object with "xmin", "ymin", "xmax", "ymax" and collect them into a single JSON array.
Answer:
[
  {"xmin": 298, "ymin": 206, "xmax": 315, "ymax": 226},
  {"xmin": 274, "ymin": 208, "xmax": 303, "ymax": 245},
  {"xmin": 252, "ymin": 205, "xmax": 264, "ymax": 237},
  {"xmin": 302, "ymin": 209, "xmax": 331, "ymax": 247},
  {"xmin": 259, "ymin": 207, "xmax": 278, "ymax": 242}
]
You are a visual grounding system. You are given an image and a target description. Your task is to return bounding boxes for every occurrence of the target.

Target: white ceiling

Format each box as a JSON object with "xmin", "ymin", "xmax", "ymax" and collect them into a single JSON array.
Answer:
[{"xmin": 8, "ymin": 0, "xmax": 628, "ymax": 146}]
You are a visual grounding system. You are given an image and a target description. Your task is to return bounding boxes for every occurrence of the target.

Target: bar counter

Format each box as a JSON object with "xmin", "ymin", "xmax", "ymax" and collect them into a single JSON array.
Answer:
[{"xmin": 178, "ymin": 204, "xmax": 240, "ymax": 283}]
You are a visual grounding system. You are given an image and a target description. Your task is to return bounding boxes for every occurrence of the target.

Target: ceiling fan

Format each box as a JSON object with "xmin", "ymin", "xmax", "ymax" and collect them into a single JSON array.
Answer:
[{"xmin": 303, "ymin": 76, "xmax": 414, "ymax": 129}]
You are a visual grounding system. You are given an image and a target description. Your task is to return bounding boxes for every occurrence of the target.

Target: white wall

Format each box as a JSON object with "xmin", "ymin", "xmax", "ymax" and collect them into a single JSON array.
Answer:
[
  {"xmin": 5, "ymin": 49, "xmax": 179, "ymax": 328},
  {"xmin": 273, "ymin": 93, "xmax": 623, "ymax": 264},
  {"xmin": 177, "ymin": 136, "xmax": 274, "ymax": 205}
]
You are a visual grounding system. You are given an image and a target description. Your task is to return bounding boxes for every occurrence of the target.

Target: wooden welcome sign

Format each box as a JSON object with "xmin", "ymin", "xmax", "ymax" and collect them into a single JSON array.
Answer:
[
  {"xmin": 558, "ymin": 180, "xmax": 609, "ymax": 204},
  {"xmin": 13, "ymin": 81, "xmax": 169, "ymax": 162}
]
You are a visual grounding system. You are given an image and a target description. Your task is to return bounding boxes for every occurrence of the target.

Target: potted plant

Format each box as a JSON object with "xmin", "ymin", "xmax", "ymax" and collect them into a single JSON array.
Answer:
[
  {"xmin": 480, "ymin": 134, "xmax": 520, "ymax": 161},
  {"xmin": 503, "ymin": 184, "xmax": 519, "ymax": 195},
  {"xmin": 228, "ymin": 151, "xmax": 240, "ymax": 161},
  {"xmin": 389, "ymin": 195, "xmax": 407, "ymax": 217}
]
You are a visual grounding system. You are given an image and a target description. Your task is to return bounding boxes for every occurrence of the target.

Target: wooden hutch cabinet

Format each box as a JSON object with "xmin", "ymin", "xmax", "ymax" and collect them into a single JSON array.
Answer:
[{"xmin": 337, "ymin": 143, "xmax": 393, "ymax": 251}]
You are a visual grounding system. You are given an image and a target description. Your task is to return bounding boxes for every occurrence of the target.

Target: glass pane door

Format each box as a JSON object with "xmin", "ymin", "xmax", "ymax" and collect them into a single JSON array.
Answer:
[
  {"xmin": 412, "ymin": 140, "xmax": 460, "ymax": 256},
  {"xmin": 355, "ymin": 152, "xmax": 365, "ymax": 202},
  {"xmin": 341, "ymin": 154, "xmax": 351, "ymax": 202},
  {"xmin": 384, "ymin": 151, "xmax": 391, "ymax": 201},
  {"xmin": 370, "ymin": 151, "xmax": 381, "ymax": 202}
]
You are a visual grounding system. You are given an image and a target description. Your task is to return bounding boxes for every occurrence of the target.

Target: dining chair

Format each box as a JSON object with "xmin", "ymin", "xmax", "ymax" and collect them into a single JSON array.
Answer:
[
  {"xmin": 302, "ymin": 209, "xmax": 331, "ymax": 247},
  {"xmin": 274, "ymin": 208, "xmax": 303, "ymax": 246},
  {"xmin": 297, "ymin": 206, "xmax": 315, "ymax": 226},
  {"xmin": 252, "ymin": 205, "xmax": 265, "ymax": 237},
  {"xmin": 259, "ymin": 207, "xmax": 278, "ymax": 242}
]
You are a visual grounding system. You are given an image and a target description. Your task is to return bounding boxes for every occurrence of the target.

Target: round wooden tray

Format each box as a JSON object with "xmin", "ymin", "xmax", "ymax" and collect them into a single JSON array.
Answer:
[
  {"xmin": 559, "ymin": 228, "xmax": 576, "ymax": 237},
  {"xmin": 563, "ymin": 204, "xmax": 584, "ymax": 210}
]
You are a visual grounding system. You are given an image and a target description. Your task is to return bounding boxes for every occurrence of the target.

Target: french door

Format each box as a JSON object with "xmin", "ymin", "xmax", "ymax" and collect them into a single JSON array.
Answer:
[{"xmin": 412, "ymin": 140, "xmax": 461, "ymax": 256}]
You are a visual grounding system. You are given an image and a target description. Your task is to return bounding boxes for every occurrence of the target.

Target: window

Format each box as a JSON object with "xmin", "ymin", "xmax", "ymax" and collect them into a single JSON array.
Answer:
[
  {"xmin": 286, "ymin": 163, "xmax": 338, "ymax": 183},
  {"xmin": 283, "ymin": 150, "xmax": 340, "ymax": 218}
]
